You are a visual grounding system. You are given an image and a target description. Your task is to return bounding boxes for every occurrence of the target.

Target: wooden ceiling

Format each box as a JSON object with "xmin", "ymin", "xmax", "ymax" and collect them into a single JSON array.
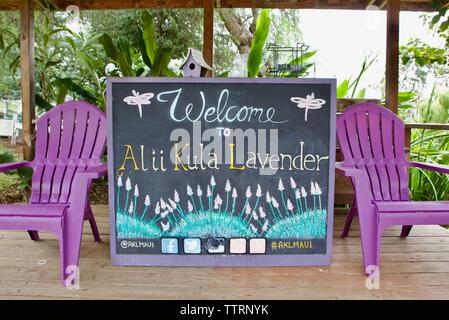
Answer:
[{"xmin": 0, "ymin": 0, "xmax": 437, "ymax": 11}]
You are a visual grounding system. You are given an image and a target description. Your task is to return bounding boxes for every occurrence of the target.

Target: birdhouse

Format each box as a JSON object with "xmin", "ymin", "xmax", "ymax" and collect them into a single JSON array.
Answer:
[{"xmin": 180, "ymin": 48, "xmax": 213, "ymax": 77}]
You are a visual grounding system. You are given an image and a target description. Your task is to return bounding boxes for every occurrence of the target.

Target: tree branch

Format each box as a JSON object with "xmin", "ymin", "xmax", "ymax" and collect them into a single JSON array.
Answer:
[{"xmin": 219, "ymin": 9, "xmax": 254, "ymax": 54}]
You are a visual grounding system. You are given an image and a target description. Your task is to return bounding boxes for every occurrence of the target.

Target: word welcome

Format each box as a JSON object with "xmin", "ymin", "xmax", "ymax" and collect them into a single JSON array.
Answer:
[{"xmin": 157, "ymin": 88, "xmax": 288, "ymax": 124}]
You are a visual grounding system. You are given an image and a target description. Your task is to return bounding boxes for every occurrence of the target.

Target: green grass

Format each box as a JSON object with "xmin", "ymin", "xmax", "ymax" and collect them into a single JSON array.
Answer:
[
  {"xmin": 0, "ymin": 143, "xmax": 21, "ymax": 189},
  {"xmin": 0, "ymin": 172, "xmax": 20, "ymax": 189}
]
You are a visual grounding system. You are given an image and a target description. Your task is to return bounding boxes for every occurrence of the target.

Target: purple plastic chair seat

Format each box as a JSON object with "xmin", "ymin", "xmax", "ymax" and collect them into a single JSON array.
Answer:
[
  {"xmin": 336, "ymin": 103, "xmax": 449, "ymax": 274},
  {"xmin": 0, "ymin": 101, "xmax": 107, "ymax": 286},
  {"xmin": 0, "ymin": 204, "xmax": 68, "ymax": 217}
]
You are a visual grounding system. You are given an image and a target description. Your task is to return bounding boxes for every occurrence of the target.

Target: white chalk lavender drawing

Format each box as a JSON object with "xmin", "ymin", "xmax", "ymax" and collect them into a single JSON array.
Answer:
[
  {"xmin": 115, "ymin": 175, "xmax": 327, "ymax": 240},
  {"xmin": 123, "ymin": 90, "xmax": 155, "ymax": 118},
  {"xmin": 290, "ymin": 93, "xmax": 326, "ymax": 122}
]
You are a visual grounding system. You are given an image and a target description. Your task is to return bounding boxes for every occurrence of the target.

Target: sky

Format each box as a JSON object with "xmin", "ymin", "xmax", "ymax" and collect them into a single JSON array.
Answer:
[{"xmin": 298, "ymin": 9, "xmax": 445, "ymax": 98}]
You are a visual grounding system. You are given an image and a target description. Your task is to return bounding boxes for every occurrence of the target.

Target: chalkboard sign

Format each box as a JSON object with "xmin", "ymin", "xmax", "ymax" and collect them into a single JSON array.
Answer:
[{"xmin": 107, "ymin": 78, "xmax": 336, "ymax": 266}]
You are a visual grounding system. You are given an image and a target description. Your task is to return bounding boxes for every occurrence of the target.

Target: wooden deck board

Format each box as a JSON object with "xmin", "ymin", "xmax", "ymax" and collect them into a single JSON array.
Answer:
[{"xmin": 0, "ymin": 205, "xmax": 449, "ymax": 299}]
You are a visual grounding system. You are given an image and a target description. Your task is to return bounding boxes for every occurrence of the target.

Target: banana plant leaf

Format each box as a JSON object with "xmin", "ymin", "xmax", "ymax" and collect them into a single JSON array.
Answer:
[
  {"xmin": 336, "ymin": 79, "xmax": 350, "ymax": 98},
  {"xmin": 218, "ymin": 71, "xmax": 229, "ymax": 77},
  {"xmin": 35, "ymin": 94, "xmax": 54, "ymax": 111},
  {"xmin": 54, "ymin": 78, "xmax": 99, "ymax": 104},
  {"xmin": 280, "ymin": 50, "xmax": 317, "ymax": 77},
  {"xmin": 247, "ymin": 9, "xmax": 271, "ymax": 78},
  {"xmin": 356, "ymin": 88, "xmax": 366, "ymax": 99},
  {"xmin": 99, "ymin": 34, "xmax": 134, "ymax": 77},
  {"xmin": 150, "ymin": 48, "xmax": 174, "ymax": 77},
  {"xmin": 141, "ymin": 12, "xmax": 158, "ymax": 66}
]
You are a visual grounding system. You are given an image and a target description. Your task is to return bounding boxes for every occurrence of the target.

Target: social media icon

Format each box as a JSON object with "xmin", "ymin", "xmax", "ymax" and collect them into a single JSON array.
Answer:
[
  {"xmin": 184, "ymin": 238, "xmax": 201, "ymax": 254},
  {"xmin": 250, "ymin": 238, "xmax": 266, "ymax": 254},
  {"xmin": 207, "ymin": 237, "xmax": 225, "ymax": 254},
  {"xmin": 230, "ymin": 238, "xmax": 247, "ymax": 254},
  {"xmin": 161, "ymin": 238, "xmax": 179, "ymax": 254}
]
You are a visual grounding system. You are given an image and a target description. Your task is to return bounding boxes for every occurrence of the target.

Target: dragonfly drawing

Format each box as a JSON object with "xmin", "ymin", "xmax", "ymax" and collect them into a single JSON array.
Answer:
[
  {"xmin": 123, "ymin": 90, "xmax": 155, "ymax": 118},
  {"xmin": 290, "ymin": 93, "xmax": 326, "ymax": 122}
]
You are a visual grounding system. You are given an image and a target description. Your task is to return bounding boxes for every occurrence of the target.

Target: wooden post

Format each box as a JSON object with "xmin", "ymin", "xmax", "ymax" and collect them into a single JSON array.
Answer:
[
  {"xmin": 405, "ymin": 127, "xmax": 411, "ymax": 159},
  {"xmin": 385, "ymin": 0, "xmax": 400, "ymax": 114},
  {"xmin": 203, "ymin": 0, "xmax": 214, "ymax": 77},
  {"xmin": 20, "ymin": 0, "xmax": 35, "ymax": 161}
]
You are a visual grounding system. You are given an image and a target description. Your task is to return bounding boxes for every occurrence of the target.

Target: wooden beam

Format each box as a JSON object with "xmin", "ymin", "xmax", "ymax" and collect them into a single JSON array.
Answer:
[
  {"xmin": 20, "ymin": 0, "xmax": 35, "ymax": 161},
  {"xmin": 385, "ymin": 0, "xmax": 400, "ymax": 114},
  {"xmin": 203, "ymin": 0, "xmax": 214, "ymax": 76},
  {"xmin": 0, "ymin": 0, "xmax": 436, "ymax": 11}
]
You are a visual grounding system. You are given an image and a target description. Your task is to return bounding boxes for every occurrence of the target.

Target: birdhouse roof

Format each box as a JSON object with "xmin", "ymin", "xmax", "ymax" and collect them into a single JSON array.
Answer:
[{"xmin": 180, "ymin": 48, "xmax": 212, "ymax": 71}]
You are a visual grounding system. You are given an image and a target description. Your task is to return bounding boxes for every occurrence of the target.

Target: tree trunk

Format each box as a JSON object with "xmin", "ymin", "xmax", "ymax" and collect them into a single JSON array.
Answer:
[{"xmin": 218, "ymin": 9, "xmax": 259, "ymax": 54}]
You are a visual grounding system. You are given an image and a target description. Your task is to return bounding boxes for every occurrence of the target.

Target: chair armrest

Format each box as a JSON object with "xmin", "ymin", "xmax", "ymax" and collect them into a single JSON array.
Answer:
[
  {"xmin": 335, "ymin": 162, "xmax": 373, "ymax": 202},
  {"xmin": 0, "ymin": 161, "xmax": 32, "ymax": 173},
  {"xmin": 68, "ymin": 164, "xmax": 108, "ymax": 208},
  {"xmin": 409, "ymin": 161, "xmax": 449, "ymax": 175},
  {"xmin": 335, "ymin": 162, "xmax": 367, "ymax": 179},
  {"xmin": 75, "ymin": 163, "xmax": 108, "ymax": 179}
]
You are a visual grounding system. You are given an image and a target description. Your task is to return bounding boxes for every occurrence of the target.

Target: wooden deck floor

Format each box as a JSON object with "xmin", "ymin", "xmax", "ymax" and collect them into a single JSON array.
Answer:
[{"xmin": 1, "ymin": 205, "xmax": 449, "ymax": 299}]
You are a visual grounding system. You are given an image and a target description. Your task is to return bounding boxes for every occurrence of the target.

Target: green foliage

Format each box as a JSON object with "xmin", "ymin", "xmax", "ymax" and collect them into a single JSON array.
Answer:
[
  {"xmin": 81, "ymin": 9, "xmax": 202, "ymax": 60},
  {"xmin": 0, "ymin": 9, "xmax": 183, "ymax": 111},
  {"xmin": 280, "ymin": 50, "xmax": 317, "ymax": 78},
  {"xmin": 150, "ymin": 48, "xmax": 175, "ymax": 77},
  {"xmin": 336, "ymin": 55, "xmax": 377, "ymax": 99},
  {"xmin": 336, "ymin": 80, "xmax": 350, "ymax": 98},
  {"xmin": 0, "ymin": 12, "xmax": 20, "ymax": 100},
  {"xmin": 430, "ymin": 0, "xmax": 449, "ymax": 45},
  {"xmin": 398, "ymin": 91, "xmax": 418, "ymax": 110},
  {"xmin": 99, "ymin": 34, "xmax": 136, "ymax": 77},
  {"xmin": 415, "ymin": 88, "xmax": 449, "ymax": 123},
  {"xmin": 54, "ymin": 78, "xmax": 100, "ymax": 105},
  {"xmin": 409, "ymin": 130, "xmax": 449, "ymax": 201},
  {"xmin": 247, "ymin": 9, "xmax": 271, "ymax": 77},
  {"xmin": 0, "ymin": 7, "xmax": 199, "ymax": 112},
  {"xmin": 408, "ymin": 90, "xmax": 449, "ymax": 201},
  {"xmin": 0, "ymin": 148, "xmax": 32, "ymax": 190},
  {"xmin": 400, "ymin": 39, "xmax": 447, "ymax": 66},
  {"xmin": 399, "ymin": 6, "xmax": 449, "ymax": 97},
  {"xmin": 217, "ymin": 71, "xmax": 230, "ymax": 77},
  {"xmin": 141, "ymin": 12, "xmax": 157, "ymax": 66}
]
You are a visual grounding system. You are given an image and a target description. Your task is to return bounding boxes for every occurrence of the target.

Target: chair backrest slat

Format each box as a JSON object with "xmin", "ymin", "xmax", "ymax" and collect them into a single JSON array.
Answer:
[
  {"xmin": 30, "ymin": 101, "xmax": 106, "ymax": 204},
  {"xmin": 380, "ymin": 115, "xmax": 401, "ymax": 200},
  {"xmin": 355, "ymin": 109, "xmax": 385, "ymax": 201},
  {"xmin": 343, "ymin": 110, "xmax": 383, "ymax": 201},
  {"xmin": 393, "ymin": 119, "xmax": 410, "ymax": 200},
  {"xmin": 49, "ymin": 108, "xmax": 76, "ymax": 203},
  {"xmin": 337, "ymin": 103, "xmax": 409, "ymax": 202},
  {"xmin": 366, "ymin": 109, "xmax": 391, "ymax": 200}
]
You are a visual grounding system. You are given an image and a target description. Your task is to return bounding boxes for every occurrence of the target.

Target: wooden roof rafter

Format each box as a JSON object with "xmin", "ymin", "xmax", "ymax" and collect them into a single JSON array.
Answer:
[{"xmin": 0, "ymin": 0, "xmax": 437, "ymax": 11}]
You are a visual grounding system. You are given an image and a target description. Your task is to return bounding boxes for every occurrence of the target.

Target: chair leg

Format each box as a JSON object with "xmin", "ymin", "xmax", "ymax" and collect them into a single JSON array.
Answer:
[
  {"xmin": 57, "ymin": 231, "xmax": 67, "ymax": 286},
  {"xmin": 27, "ymin": 230, "xmax": 40, "ymax": 241},
  {"xmin": 341, "ymin": 199, "xmax": 357, "ymax": 238},
  {"xmin": 400, "ymin": 225, "xmax": 413, "ymax": 238},
  {"xmin": 365, "ymin": 225, "xmax": 383, "ymax": 276},
  {"xmin": 357, "ymin": 205, "xmax": 380, "ymax": 274},
  {"xmin": 85, "ymin": 203, "xmax": 101, "ymax": 243},
  {"xmin": 62, "ymin": 208, "xmax": 84, "ymax": 288}
]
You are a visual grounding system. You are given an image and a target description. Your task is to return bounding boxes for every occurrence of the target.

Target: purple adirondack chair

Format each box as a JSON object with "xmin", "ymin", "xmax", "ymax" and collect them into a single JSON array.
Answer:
[
  {"xmin": 336, "ymin": 103, "xmax": 449, "ymax": 274},
  {"xmin": 0, "ymin": 101, "xmax": 107, "ymax": 286}
]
